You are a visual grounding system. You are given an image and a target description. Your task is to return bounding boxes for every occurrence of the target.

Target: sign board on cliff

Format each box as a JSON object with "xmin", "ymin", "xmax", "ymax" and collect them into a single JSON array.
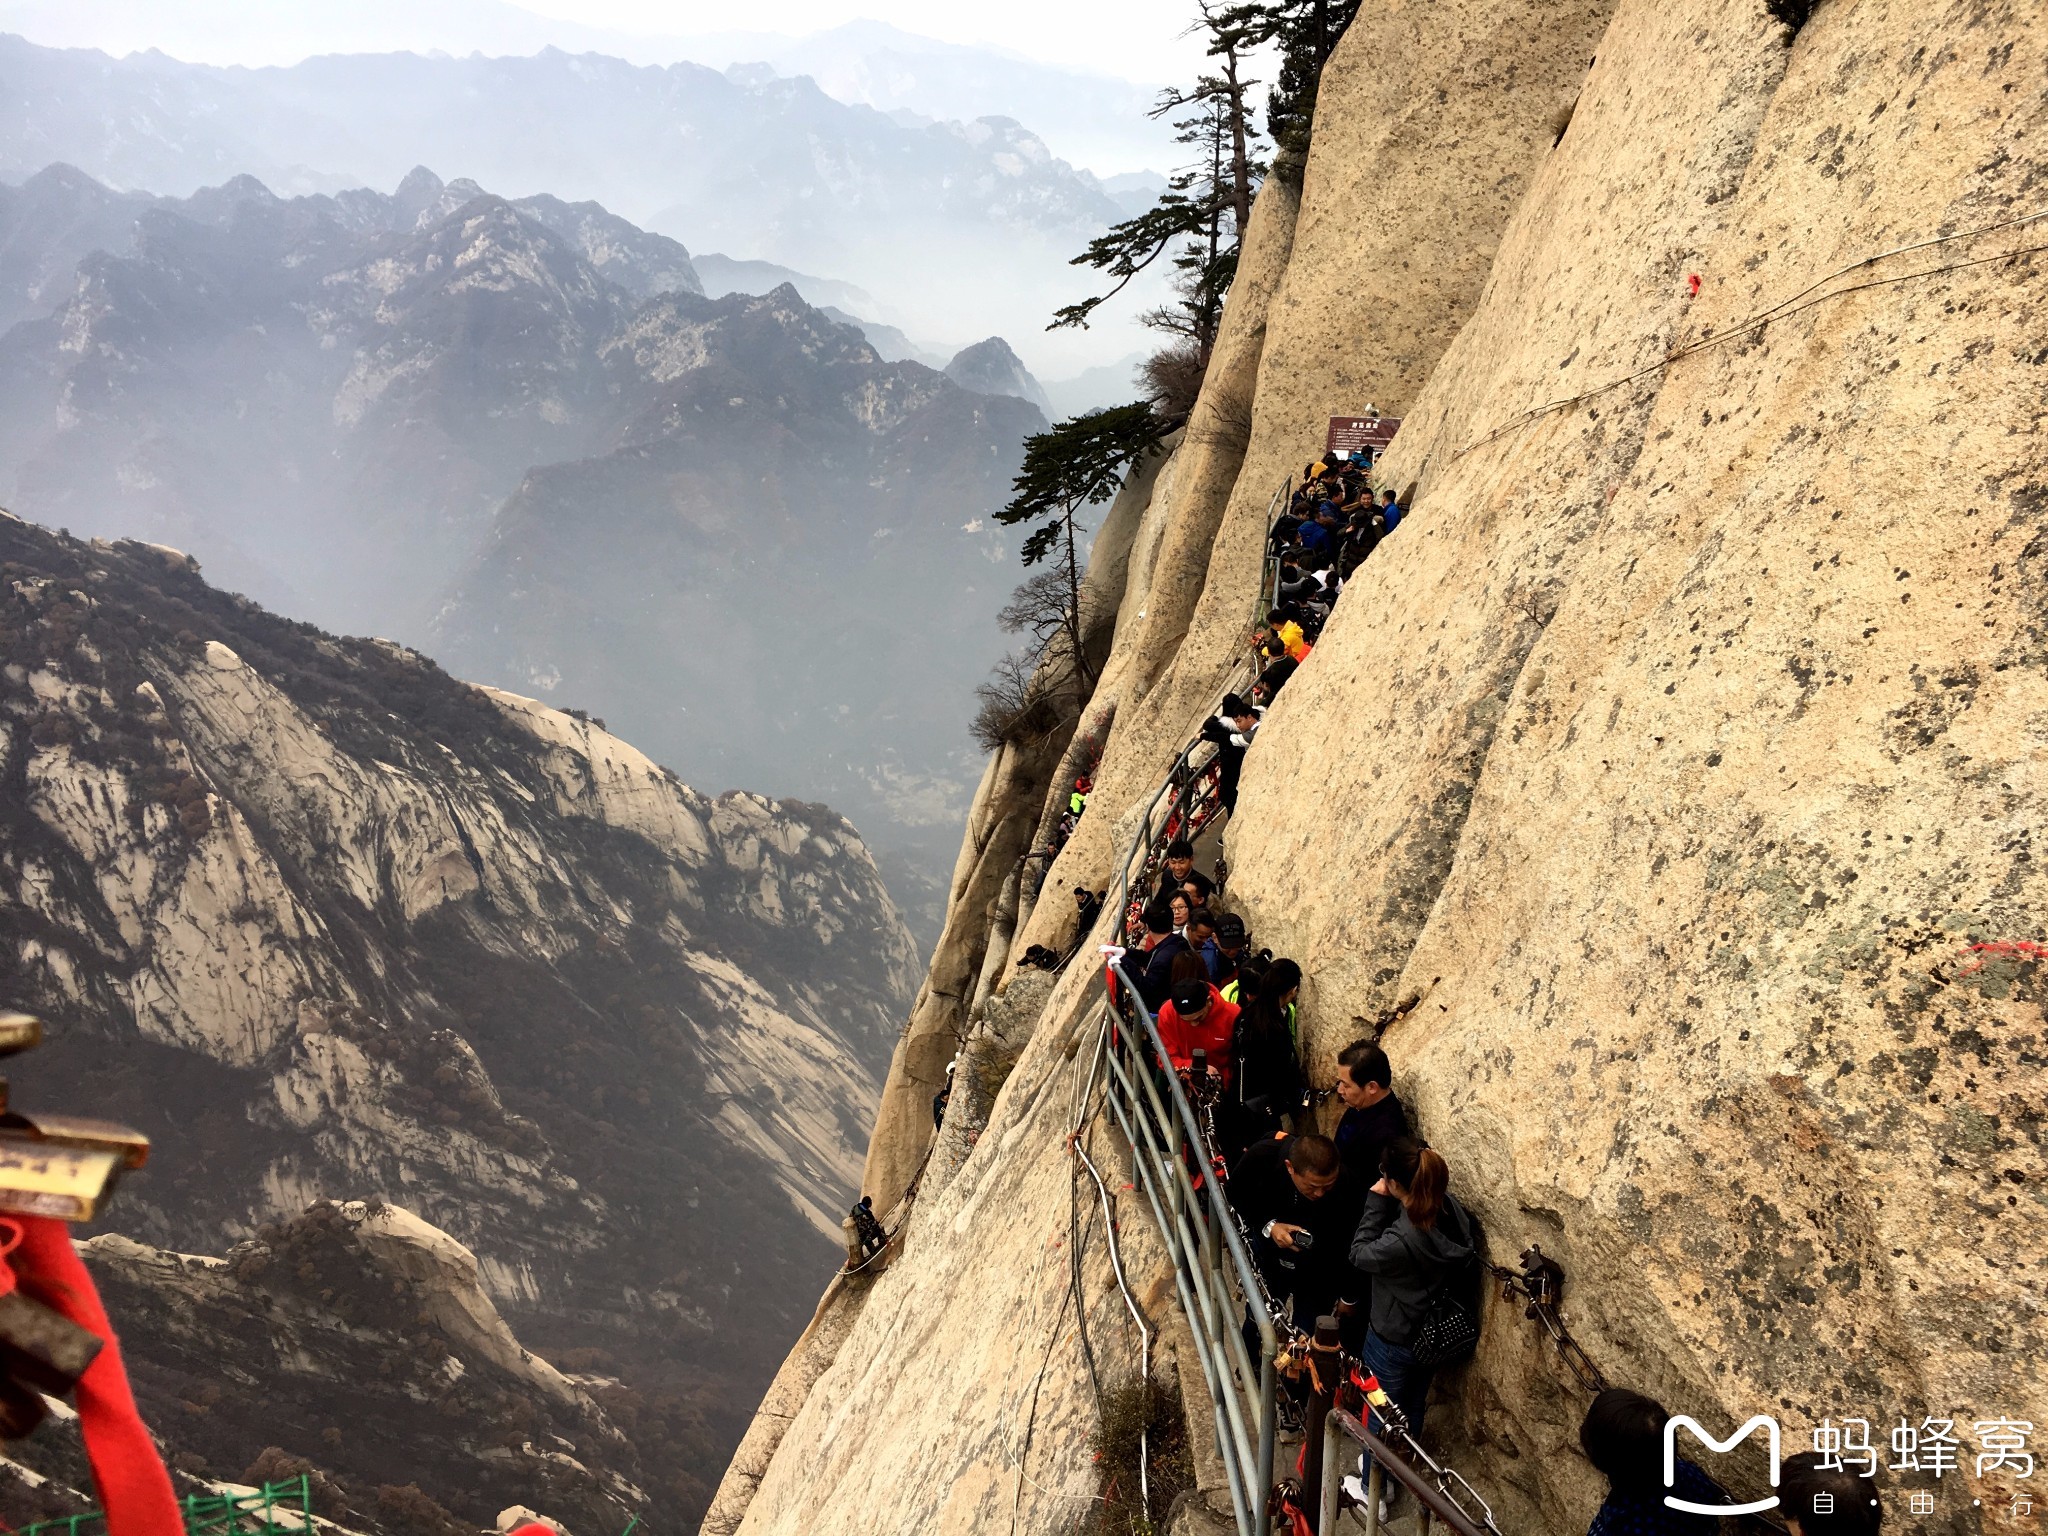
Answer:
[{"xmin": 1326, "ymin": 416, "xmax": 1402, "ymax": 455}]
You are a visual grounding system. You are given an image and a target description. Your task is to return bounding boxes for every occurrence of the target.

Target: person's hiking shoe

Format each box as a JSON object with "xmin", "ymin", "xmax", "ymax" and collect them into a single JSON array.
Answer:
[{"xmin": 1340, "ymin": 1472, "xmax": 1395, "ymax": 1526}]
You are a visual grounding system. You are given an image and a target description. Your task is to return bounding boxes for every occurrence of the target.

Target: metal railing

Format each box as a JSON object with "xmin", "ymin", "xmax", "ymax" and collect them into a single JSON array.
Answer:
[
  {"xmin": 1261, "ymin": 476, "xmax": 1294, "ymax": 620},
  {"xmin": 1087, "ymin": 466, "xmax": 1515, "ymax": 1536},
  {"xmin": 1317, "ymin": 1408, "xmax": 1499, "ymax": 1536},
  {"xmin": 1109, "ymin": 725, "xmax": 1233, "ymax": 947},
  {"xmin": 1096, "ymin": 957, "xmax": 1278, "ymax": 1535},
  {"xmin": 20, "ymin": 1477, "xmax": 317, "ymax": 1536}
]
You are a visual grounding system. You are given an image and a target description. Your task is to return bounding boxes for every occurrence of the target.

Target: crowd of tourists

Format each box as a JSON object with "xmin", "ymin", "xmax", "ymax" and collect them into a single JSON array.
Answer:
[
  {"xmin": 1116, "ymin": 854, "xmax": 1880, "ymax": 1535},
  {"xmin": 1092, "ymin": 446, "xmax": 1879, "ymax": 1534},
  {"xmin": 1243, "ymin": 455, "xmax": 1407, "ymax": 714}
]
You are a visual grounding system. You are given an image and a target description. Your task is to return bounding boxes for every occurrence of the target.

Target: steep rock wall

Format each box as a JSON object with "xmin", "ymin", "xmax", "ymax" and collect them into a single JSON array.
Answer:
[
  {"xmin": 1013, "ymin": 0, "xmax": 1617, "ymax": 962},
  {"xmin": 1231, "ymin": 0, "xmax": 2048, "ymax": 1527},
  {"xmin": 713, "ymin": 2, "xmax": 2048, "ymax": 1533}
]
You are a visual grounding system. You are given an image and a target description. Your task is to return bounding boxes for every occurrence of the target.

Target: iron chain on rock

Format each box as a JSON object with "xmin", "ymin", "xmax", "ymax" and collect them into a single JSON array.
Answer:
[{"xmin": 1483, "ymin": 1248, "xmax": 1612, "ymax": 1395}]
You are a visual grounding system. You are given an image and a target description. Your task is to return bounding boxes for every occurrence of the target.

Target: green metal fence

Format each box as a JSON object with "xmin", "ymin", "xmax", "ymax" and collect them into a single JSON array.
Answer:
[{"xmin": 17, "ymin": 1476, "xmax": 314, "ymax": 1536}]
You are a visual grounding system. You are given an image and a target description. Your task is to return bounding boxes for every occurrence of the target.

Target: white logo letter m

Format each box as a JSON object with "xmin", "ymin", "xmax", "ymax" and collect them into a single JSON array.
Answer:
[{"xmin": 1663, "ymin": 1415, "xmax": 1782, "ymax": 1515}]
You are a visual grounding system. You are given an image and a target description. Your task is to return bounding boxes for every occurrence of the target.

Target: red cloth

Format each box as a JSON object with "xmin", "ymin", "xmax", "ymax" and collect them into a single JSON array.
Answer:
[
  {"xmin": 1156, "ymin": 986, "xmax": 1241, "ymax": 1081},
  {"xmin": 13, "ymin": 1217, "xmax": 180, "ymax": 1536}
]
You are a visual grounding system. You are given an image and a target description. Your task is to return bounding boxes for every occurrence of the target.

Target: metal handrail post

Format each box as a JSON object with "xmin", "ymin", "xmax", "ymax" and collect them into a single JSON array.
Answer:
[
  {"xmin": 1301, "ymin": 1317, "xmax": 1342, "ymax": 1506},
  {"xmin": 1327, "ymin": 1409, "xmax": 1499, "ymax": 1536},
  {"xmin": 1103, "ymin": 1046, "xmax": 1261, "ymax": 1477},
  {"xmin": 1101, "ymin": 1035, "xmax": 1256, "ymax": 1535},
  {"xmin": 1319, "ymin": 1411, "xmax": 1347, "ymax": 1536}
]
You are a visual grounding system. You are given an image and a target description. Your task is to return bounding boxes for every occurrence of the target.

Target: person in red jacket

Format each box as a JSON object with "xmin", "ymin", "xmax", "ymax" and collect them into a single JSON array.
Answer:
[{"xmin": 1157, "ymin": 977, "xmax": 1241, "ymax": 1086}]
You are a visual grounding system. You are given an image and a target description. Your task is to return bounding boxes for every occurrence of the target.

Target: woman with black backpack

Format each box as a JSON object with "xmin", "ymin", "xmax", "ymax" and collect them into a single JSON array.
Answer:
[{"xmin": 1343, "ymin": 1137, "xmax": 1482, "ymax": 1515}]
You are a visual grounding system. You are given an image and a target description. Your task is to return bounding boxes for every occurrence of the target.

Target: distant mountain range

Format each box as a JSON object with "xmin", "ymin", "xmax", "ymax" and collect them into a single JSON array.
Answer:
[
  {"xmin": 0, "ymin": 6, "xmax": 1182, "ymax": 177},
  {"xmin": 0, "ymin": 30, "xmax": 1155, "ymax": 376},
  {"xmin": 0, "ymin": 163, "xmax": 1050, "ymax": 935}
]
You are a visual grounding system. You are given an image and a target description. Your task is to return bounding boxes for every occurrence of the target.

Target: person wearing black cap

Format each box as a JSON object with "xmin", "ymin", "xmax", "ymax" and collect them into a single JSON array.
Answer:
[
  {"xmin": 1156, "ymin": 976, "xmax": 1240, "ymax": 1083},
  {"xmin": 1203, "ymin": 912, "xmax": 1250, "ymax": 986}
]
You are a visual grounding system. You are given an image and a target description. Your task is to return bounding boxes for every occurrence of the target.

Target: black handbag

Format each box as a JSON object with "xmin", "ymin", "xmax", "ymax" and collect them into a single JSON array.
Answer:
[
  {"xmin": 1399, "ymin": 1218, "xmax": 1483, "ymax": 1367},
  {"xmin": 1407, "ymin": 1289, "xmax": 1480, "ymax": 1367}
]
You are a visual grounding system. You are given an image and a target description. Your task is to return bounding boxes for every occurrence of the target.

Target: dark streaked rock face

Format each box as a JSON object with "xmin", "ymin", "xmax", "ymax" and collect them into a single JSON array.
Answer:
[{"xmin": 0, "ymin": 518, "xmax": 919, "ymax": 1524}]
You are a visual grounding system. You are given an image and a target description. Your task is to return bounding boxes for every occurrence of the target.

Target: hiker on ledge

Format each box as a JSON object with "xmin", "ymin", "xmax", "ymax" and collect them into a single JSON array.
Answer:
[
  {"xmin": 1156, "ymin": 977, "xmax": 1240, "ymax": 1084},
  {"xmin": 1332, "ymin": 1040, "xmax": 1410, "ymax": 1187},
  {"xmin": 1203, "ymin": 912, "xmax": 1251, "ymax": 987},
  {"xmin": 1579, "ymin": 1388, "xmax": 1733, "ymax": 1536},
  {"xmin": 1346, "ymin": 1139, "xmax": 1481, "ymax": 1511},
  {"xmin": 1200, "ymin": 695, "xmax": 1263, "ymax": 819},
  {"xmin": 1072, "ymin": 885, "xmax": 1102, "ymax": 941},
  {"xmin": 1135, "ymin": 903, "xmax": 1186, "ymax": 1010},
  {"xmin": 1231, "ymin": 1133, "xmax": 1364, "ymax": 1397},
  {"xmin": 1226, "ymin": 957, "xmax": 1305, "ymax": 1157}
]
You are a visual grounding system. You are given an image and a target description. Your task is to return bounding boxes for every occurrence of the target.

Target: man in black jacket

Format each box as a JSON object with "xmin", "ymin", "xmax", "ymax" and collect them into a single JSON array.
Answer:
[
  {"xmin": 1137, "ymin": 903, "xmax": 1189, "ymax": 1011},
  {"xmin": 1332, "ymin": 1040, "xmax": 1409, "ymax": 1187},
  {"xmin": 1153, "ymin": 839, "xmax": 1200, "ymax": 906},
  {"xmin": 1230, "ymin": 1133, "xmax": 1366, "ymax": 1357},
  {"xmin": 1200, "ymin": 695, "xmax": 1263, "ymax": 818}
]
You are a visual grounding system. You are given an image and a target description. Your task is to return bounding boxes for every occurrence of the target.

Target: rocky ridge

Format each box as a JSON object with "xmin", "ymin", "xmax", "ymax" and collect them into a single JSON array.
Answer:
[
  {"xmin": 0, "ymin": 162, "xmax": 1045, "ymax": 935},
  {"xmin": 0, "ymin": 514, "xmax": 920, "ymax": 1525},
  {"xmin": 706, "ymin": 4, "xmax": 2048, "ymax": 1536},
  {"xmin": 0, "ymin": 34, "xmax": 1133, "ymax": 361}
]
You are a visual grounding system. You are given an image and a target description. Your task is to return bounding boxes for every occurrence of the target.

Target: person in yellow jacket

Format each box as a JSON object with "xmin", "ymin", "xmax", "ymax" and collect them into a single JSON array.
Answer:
[{"xmin": 1265, "ymin": 608, "xmax": 1311, "ymax": 662}]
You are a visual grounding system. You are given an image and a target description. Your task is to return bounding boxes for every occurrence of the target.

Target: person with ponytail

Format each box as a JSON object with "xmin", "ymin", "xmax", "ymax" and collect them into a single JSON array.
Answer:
[
  {"xmin": 1224, "ymin": 957, "xmax": 1306, "ymax": 1158},
  {"xmin": 1344, "ymin": 1136, "xmax": 1481, "ymax": 1512}
]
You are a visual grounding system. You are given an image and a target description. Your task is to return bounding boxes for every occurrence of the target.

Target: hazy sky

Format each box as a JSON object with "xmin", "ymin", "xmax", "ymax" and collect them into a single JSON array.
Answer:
[
  {"xmin": 0, "ymin": 0, "xmax": 1213, "ymax": 77},
  {"xmin": 523, "ymin": 0, "xmax": 1213, "ymax": 74}
]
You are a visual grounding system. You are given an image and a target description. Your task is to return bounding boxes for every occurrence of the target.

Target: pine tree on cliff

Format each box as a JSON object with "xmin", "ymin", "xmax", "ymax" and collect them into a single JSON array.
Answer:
[
  {"xmin": 993, "ymin": 403, "xmax": 1165, "ymax": 696},
  {"xmin": 1049, "ymin": 0, "xmax": 1266, "ymax": 392},
  {"xmin": 1252, "ymin": 0, "xmax": 1363, "ymax": 164}
]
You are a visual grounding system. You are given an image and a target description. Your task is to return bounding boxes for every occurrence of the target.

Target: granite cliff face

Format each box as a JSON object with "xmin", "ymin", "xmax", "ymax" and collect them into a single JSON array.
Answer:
[
  {"xmin": 709, "ymin": 3, "xmax": 2048, "ymax": 1534},
  {"xmin": 0, "ymin": 515, "xmax": 919, "ymax": 1526}
]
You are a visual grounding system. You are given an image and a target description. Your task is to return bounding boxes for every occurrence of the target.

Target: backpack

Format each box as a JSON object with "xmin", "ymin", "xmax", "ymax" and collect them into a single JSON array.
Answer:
[{"xmin": 1403, "ymin": 1200, "xmax": 1486, "ymax": 1368}]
